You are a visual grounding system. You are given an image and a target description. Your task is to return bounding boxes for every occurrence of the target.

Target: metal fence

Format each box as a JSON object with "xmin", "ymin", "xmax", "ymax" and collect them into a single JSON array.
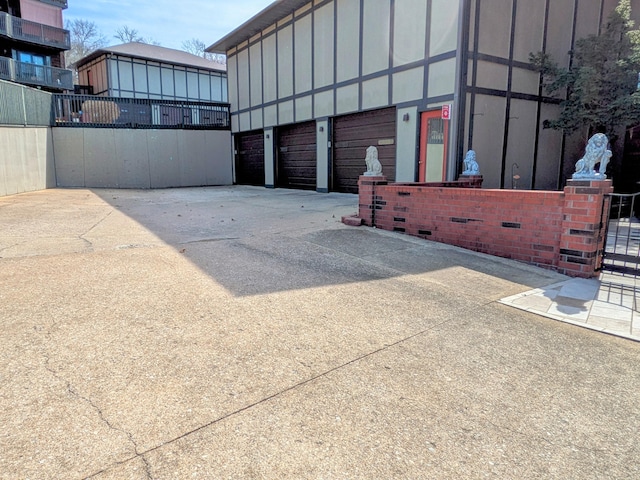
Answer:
[
  {"xmin": 0, "ymin": 79, "xmax": 53, "ymax": 126},
  {"xmin": 39, "ymin": 0, "xmax": 68, "ymax": 8},
  {"xmin": 53, "ymin": 95, "xmax": 231, "ymax": 130},
  {"xmin": 0, "ymin": 57, "xmax": 74, "ymax": 91},
  {"xmin": 0, "ymin": 83, "xmax": 231, "ymax": 130},
  {"xmin": 601, "ymin": 192, "xmax": 640, "ymax": 276},
  {"xmin": 0, "ymin": 12, "xmax": 71, "ymax": 50}
]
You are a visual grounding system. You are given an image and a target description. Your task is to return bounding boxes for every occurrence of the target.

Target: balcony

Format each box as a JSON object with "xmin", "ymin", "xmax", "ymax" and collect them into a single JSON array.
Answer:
[
  {"xmin": 38, "ymin": 0, "xmax": 69, "ymax": 9},
  {"xmin": 0, "ymin": 12, "xmax": 70, "ymax": 50},
  {"xmin": 0, "ymin": 57, "xmax": 73, "ymax": 91}
]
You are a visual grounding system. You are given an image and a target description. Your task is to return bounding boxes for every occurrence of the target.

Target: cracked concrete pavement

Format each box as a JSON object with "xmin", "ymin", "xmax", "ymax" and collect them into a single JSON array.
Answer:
[{"xmin": 1, "ymin": 186, "xmax": 639, "ymax": 479}]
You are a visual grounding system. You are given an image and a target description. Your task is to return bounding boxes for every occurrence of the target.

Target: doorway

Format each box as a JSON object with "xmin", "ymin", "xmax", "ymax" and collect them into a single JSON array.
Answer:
[{"xmin": 418, "ymin": 110, "xmax": 449, "ymax": 182}]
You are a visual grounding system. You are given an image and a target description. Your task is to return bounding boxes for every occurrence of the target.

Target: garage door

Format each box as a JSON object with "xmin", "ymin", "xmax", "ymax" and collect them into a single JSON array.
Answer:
[
  {"xmin": 277, "ymin": 121, "xmax": 317, "ymax": 190},
  {"xmin": 235, "ymin": 130, "xmax": 264, "ymax": 186},
  {"xmin": 332, "ymin": 107, "xmax": 396, "ymax": 193}
]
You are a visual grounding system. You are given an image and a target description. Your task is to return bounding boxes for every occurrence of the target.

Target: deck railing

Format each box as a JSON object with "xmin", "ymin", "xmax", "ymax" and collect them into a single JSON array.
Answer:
[
  {"xmin": 37, "ymin": 0, "xmax": 68, "ymax": 9},
  {"xmin": 0, "ymin": 12, "xmax": 70, "ymax": 50},
  {"xmin": 0, "ymin": 57, "xmax": 73, "ymax": 90},
  {"xmin": 53, "ymin": 94, "xmax": 231, "ymax": 130}
]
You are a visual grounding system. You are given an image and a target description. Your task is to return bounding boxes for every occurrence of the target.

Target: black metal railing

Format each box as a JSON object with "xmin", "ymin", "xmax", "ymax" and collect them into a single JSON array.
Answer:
[
  {"xmin": 53, "ymin": 94, "xmax": 231, "ymax": 130},
  {"xmin": 0, "ymin": 57, "xmax": 73, "ymax": 90},
  {"xmin": 602, "ymin": 192, "xmax": 640, "ymax": 276},
  {"xmin": 38, "ymin": 0, "xmax": 68, "ymax": 9},
  {"xmin": 0, "ymin": 12, "xmax": 70, "ymax": 50}
]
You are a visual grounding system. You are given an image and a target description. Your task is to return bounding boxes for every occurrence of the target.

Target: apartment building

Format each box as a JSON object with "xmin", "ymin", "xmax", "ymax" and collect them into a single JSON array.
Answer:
[{"xmin": 0, "ymin": 0, "xmax": 72, "ymax": 91}]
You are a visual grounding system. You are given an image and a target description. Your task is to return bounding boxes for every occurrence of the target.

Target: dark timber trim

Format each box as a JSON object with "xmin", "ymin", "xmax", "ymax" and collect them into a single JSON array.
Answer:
[
  {"xmin": 499, "ymin": 0, "xmax": 518, "ymax": 189},
  {"xmin": 358, "ymin": 0, "xmax": 364, "ymax": 111},
  {"xmin": 468, "ymin": 0, "xmax": 481, "ymax": 150},
  {"xmin": 388, "ymin": 0, "xmax": 395, "ymax": 106},
  {"xmin": 457, "ymin": 0, "xmax": 472, "ymax": 170},
  {"xmin": 532, "ymin": 0, "xmax": 551, "ymax": 189}
]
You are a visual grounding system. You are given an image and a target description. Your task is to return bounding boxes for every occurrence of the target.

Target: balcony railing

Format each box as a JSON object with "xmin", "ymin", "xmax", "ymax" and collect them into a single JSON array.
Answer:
[
  {"xmin": 0, "ymin": 12, "xmax": 70, "ymax": 50},
  {"xmin": 38, "ymin": 0, "xmax": 68, "ymax": 9},
  {"xmin": 53, "ymin": 95, "xmax": 231, "ymax": 130},
  {"xmin": 0, "ymin": 57, "xmax": 73, "ymax": 91}
]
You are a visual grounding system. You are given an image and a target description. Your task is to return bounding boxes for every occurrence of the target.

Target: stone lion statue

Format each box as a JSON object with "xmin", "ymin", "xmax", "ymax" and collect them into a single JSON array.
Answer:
[
  {"xmin": 364, "ymin": 146, "xmax": 383, "ymax": 176},
  {"xmin": 572, "ymin": 133, "xmax": 612, "ymax": 179},
  {"xmin": 462, "ymin": 150, "xmax": 480, "ymax": 175}
]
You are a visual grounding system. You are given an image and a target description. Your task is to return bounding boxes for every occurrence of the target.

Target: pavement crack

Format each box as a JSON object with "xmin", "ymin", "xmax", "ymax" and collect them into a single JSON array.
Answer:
[
  {"xmin": 0, "ymin": 242, "xmax": 19, "ymax": 252},
  {"xmin": 41, "ymin": 353, "xmax": 148, "ymax": 478},
  {"xmin": 81, "ymin": 210, "xmax": 114, "ymax": 242},
  {"xmin": 84, "ymin": 319, "xmax": 463, "ymax": 478},
  {"xmin": 127, "ymin": 316, "xmax": 460, "ymax": 459},
  {"xmin": 178, "ymin": 237, "xmax": 240, "ymax": 245},
  {"xmin": 0, "ymin": 241, "xmax": 23, "ymax": 257}
]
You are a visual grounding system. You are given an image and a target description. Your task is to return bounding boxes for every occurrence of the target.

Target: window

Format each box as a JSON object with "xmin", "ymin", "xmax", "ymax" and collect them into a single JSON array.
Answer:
[{"xmin": 15, "ymin": 51, "xmax": 49, "ymax": 83}]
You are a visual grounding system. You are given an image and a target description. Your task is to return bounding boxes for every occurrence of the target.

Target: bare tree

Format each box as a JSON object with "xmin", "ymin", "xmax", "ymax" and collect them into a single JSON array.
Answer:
[
  {"xmin": 114, "ymin": 25, "xmax": 161, "ymax": 46},
  {"xmin": 114, "ymin": 25, "xmax": 144, "ymax": 43},
  {"xmin": 65, "ymin": 19, "xmax": 108, "ymax": 67},
  {"xmin": 182, "ymin": 38, "xmax": 207, "ymax": 56},
  {"xmin": 182, "ymin": 38, "xmax": 226, "ymax": 64}
]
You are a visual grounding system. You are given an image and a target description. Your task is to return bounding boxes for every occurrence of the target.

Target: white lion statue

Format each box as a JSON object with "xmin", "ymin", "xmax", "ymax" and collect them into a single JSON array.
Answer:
[
  {"xmin": 364, "ymin": 146, "xmax": 383, "ymax": 176},
  {"xmin": 462, "ymin": 150, "xmax": 480, "ymax": 175},
  {"xmin": 572, "ymin": 133, "xmax": 612, "ymax": 180}
]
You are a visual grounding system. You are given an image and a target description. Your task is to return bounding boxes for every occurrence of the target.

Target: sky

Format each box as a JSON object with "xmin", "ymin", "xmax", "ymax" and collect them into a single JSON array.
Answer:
[{"xmin": 65, "ymin": 0, "xmax": 275, "ymax": 51}]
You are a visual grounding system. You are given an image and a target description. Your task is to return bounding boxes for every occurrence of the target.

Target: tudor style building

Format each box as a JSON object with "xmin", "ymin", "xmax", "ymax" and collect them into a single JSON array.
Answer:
[
  {"xmin": 209, "ymin": 0, "xmax": 639, "ymax": 192},
  {"xmin": 0, "ymin": 0, "xmax": 72, "ymax": 91}
]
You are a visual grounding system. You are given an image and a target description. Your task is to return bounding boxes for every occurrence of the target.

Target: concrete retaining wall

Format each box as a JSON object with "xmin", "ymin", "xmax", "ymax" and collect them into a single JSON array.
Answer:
[
  {"xmin": 52, "ymin": 128, "xmax": 233, "ymax": 189},
  {"xmin": 0, "ymin": 126, "xmax": 56, "ymax": 197},
  {"xmin": 0, "ymin": 127, "xmax": 233, "ymax": 197}
]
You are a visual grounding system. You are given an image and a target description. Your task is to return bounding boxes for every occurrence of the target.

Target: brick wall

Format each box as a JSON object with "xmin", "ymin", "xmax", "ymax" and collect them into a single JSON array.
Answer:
[{"xmin": 354, "ymin": 176, "xmax": 613, "ymax": 278}]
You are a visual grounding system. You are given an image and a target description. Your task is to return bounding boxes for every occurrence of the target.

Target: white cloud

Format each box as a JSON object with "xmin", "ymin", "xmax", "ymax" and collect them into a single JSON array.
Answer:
[{"xmin": 66, "ymin": 0, "xmax": 274, "ymax": 50}]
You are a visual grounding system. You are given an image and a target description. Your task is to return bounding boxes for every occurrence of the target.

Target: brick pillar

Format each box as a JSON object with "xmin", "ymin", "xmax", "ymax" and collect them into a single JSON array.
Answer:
[
  {"xmin": 558, "ymin": 179, "xmax": 613, "ymax": 278},
  {"xmin": 358, "ymin": 175, "xmax": 387, "ymax": 227},
  {"xmin": 457, "ymin": 175, "xmax": 484, "ymax": 188}
]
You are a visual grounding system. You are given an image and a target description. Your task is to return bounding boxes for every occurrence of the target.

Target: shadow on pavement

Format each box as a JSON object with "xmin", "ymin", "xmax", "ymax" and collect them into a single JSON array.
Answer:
[{"xmin": 88, "ymin": 186, "xmax": 565, "ymax": 298}]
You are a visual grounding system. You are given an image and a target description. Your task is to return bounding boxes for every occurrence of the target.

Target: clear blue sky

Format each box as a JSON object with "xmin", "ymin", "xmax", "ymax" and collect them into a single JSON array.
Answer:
[{"xmin": 65, "ymin": 0, "xmax": 274, "ymax": 51}]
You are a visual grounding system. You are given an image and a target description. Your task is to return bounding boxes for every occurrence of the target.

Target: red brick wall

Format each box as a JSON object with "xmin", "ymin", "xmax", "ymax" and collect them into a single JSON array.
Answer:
[{"xmin": 356, "ymin": 176, "xmax": 613, "ymax": 278}]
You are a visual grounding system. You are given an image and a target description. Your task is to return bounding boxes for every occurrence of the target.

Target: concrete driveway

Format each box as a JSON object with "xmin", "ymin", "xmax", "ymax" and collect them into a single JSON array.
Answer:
[{"xmin": 1, "ymin": 186, "xmax": 639, "ymax": 479}]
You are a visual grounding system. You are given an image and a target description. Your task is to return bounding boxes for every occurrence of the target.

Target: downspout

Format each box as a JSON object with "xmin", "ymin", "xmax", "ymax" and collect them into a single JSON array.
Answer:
[{"xmin": 448, "ymin": 0, "xmax": 468, "ymax": 181}]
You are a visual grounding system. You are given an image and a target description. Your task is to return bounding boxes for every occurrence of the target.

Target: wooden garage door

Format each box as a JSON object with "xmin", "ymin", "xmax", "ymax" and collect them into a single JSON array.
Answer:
[
  {"xmin": 235, "ymin": 130, "xmax": 264, "ymax": 186},
  {"xmin": 333, "ymin": 107, "xmax": 396, "ymax": 193},
  {"xmin": 277, "ymin": 121, "xmax": 317, "ymax": 190}
]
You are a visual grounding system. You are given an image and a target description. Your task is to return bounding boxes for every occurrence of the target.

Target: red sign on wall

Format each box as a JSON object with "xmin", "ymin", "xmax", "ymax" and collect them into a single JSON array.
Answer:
[{"xmin": 441, "ymin": 104, "xmax": 451, "ymax": 120}]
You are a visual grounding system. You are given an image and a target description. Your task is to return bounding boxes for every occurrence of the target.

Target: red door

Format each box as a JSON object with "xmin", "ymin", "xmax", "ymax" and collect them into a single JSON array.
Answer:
[{"xmin": 418, "ymin": 110, "xmax": 449, "ymax": 182}]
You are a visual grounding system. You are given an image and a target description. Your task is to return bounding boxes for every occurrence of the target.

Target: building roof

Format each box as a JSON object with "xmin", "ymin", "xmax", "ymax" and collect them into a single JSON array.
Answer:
[
  {"xmin": 206, "ymin": 0, "xmax": 309, "ymax": 53},
  {"xmin": 76, "ymin": 42, "xmax": 226, "ymax": 72}
]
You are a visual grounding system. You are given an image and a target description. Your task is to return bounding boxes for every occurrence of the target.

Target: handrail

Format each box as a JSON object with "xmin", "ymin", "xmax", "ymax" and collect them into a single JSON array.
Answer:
[
  {"xmin": 0, "ymin": 12, "xmax": 6, "ymax": 37},
  {"xmin": 0, "ymin": 12, "xmax": 70, "ymax": 50},
  {"xmin": 37, "ymin": 0, "xmax": 68, "ymax": 9},
  {"xmin": 0, "ymin": 57, "xmax": 73, "ymax": 91}
]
